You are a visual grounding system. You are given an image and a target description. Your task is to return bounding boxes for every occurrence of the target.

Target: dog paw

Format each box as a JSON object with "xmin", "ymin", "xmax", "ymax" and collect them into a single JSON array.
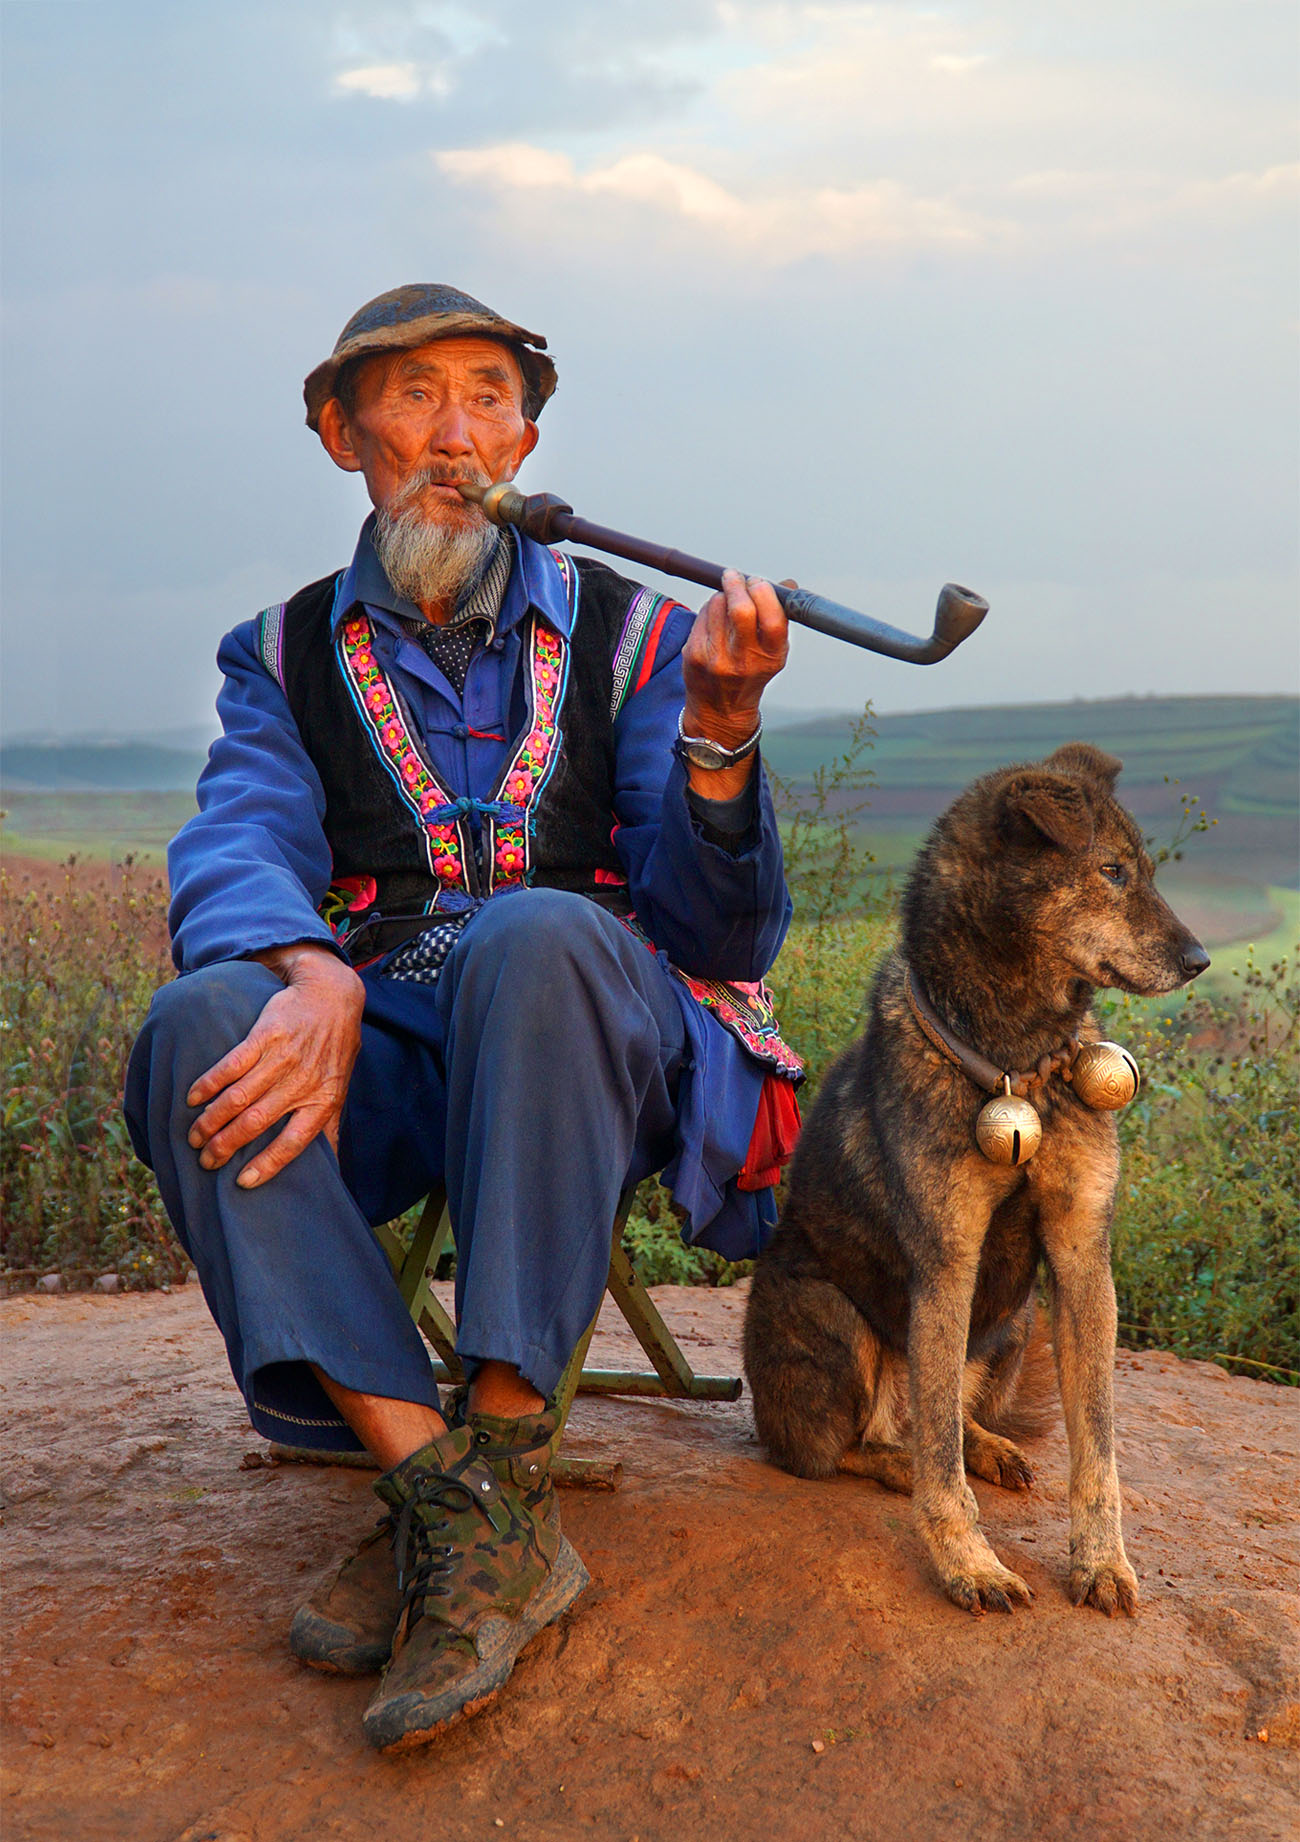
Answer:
[
  {"xmin": 945, "ymin": 1561, "xmax": 1034, "ymax": 1616},
  {"xmin": 1068, "ymin": 1556, "xmax": 1139, "ymax": 1617},
  {"xmin": 935, "ymin": 1542, "xmax": 1034, "ymax": 1616},
  {"xmin": 964, "ymin": 1431, "xmax": 1035, "ymax": 1492}
]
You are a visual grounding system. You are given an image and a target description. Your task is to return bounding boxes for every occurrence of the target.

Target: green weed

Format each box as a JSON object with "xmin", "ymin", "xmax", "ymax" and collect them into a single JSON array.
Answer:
[
  {"xmin": 0, "ymin": 855, "xmax": 186, "ymax": 1286},
  {"xmin": 1104, "ymin": 951, "xmax": 1298, "ymax": 1378}
]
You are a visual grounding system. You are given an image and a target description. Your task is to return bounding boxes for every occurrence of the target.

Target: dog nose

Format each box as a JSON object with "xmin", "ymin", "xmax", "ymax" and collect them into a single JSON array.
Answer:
[{"xmin": 1180, "ymin": 943, "xmax": 1211, "ymax": 979}]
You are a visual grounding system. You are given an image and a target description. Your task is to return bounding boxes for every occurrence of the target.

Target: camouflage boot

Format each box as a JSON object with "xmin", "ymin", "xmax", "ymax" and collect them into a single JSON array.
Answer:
[
  {"xmin": 288, "ymin": 1392, "xmax": 473, "ymax": 1675},
  {"xmin": 289, "ymin": 1512, "xmax": 403, "ymax": 1676},
  {"xmin": 362, "ymin": 1408, "xmax": 587, "ymax": 1753}
]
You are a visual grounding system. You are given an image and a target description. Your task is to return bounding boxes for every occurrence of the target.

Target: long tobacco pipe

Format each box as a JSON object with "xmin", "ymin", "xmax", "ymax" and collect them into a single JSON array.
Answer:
[{"xmin": 457, "ymin": 481, "xmax": 988, "ymax": 665}]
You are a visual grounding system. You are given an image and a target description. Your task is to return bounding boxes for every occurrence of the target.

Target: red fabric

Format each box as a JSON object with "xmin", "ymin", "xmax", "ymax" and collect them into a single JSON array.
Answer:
[
  {"xmin": 737, "ymin": 1073, "xmax": 803, "ymax": 1192},
  {"xmin": 632, "ymin": 600, "xmax": 674, "ymax": 696}
]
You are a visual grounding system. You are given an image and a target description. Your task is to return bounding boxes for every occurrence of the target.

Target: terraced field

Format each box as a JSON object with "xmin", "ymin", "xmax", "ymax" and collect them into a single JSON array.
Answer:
[
  {"xmin": 3, "ymin": 696, "xmax": 1294, "ymax": 978},
  {"xmin": 767, "ymin": 691, "xmax": 1295, "ymax": 808}
]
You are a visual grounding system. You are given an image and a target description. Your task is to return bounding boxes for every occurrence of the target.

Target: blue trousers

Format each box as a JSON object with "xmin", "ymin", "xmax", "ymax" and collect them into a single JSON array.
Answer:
[{"xmin": 124, "ymin": 890, "xmax": 687, "ymax": 1450}]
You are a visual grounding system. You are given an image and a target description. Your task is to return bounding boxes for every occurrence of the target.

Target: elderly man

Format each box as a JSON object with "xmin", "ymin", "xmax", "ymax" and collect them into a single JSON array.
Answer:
[{"xmin": 125, "ymin": 284, "xmax": 800, "ymax": 1753}]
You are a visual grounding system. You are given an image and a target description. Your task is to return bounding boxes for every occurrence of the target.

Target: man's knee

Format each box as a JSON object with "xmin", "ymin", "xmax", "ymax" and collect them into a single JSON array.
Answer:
[
  {"xmin": 129, "ymin": 960, "xmax": 281, "ymax": 1109},
  {"xmin": 459, "ymin": 889, "xmax": 619, "ymax": 979},
  {"xmin": 443, "ymin": 890, "xmax": 681, "ymax": 1067}
]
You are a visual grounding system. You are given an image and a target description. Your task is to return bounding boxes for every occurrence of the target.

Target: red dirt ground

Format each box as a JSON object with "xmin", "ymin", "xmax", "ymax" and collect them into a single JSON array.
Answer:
[{"xmin": 2, "ymin": 1283, "xmax": 1296, "ymax": 1842}]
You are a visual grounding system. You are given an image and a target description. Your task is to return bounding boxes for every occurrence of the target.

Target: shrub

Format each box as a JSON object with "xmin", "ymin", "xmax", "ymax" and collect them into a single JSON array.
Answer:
[
  {"xmin": 1, "ymin": 856, "xmax": 188, "ymax": 1286},
  {"xmin": 1106, "ymin": 952, "xmax": 1298, "ymax": 1379}
]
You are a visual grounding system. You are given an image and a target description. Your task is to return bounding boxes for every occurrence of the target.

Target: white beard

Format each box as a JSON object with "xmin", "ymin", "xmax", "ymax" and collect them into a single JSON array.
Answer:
[{"xmin": 373, "ymin": 471, "xmax": 497, "ymax": 611}]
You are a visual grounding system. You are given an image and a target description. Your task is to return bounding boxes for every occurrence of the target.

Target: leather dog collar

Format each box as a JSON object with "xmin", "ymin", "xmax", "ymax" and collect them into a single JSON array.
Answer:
[{"xmin": 902, "ymin": 965, "xmax": 1080, "ymax": 1101}]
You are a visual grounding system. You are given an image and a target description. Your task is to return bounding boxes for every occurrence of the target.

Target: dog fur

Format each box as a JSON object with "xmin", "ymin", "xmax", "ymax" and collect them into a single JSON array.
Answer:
[{"xmin": 744, "ymin": 743, "xmax": 1208, "ymax": 1617}]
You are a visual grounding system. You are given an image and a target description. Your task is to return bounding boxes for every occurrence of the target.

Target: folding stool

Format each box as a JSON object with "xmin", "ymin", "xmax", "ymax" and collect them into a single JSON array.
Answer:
[{"xmin": 370, "ymin": 1184, "xmax": 742, "ymax": 1488}]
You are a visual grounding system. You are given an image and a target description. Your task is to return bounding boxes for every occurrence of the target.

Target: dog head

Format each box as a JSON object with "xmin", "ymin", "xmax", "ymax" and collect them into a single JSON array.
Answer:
[{"xmin": 909, "ymin": 742, "xmax": 1211, "ymax": 1001}]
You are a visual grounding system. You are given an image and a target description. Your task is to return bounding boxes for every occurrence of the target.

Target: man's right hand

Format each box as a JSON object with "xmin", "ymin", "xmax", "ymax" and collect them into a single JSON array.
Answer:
[{"xmin": 185, "ymin": 944, "xmax": 365, "ymax": 1189}]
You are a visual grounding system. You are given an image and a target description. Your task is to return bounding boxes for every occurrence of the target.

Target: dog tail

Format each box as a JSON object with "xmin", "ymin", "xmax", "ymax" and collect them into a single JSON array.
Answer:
[{"xmin": 980, "ymin": 1308, "xmax": 1059, "ymax": 1441}]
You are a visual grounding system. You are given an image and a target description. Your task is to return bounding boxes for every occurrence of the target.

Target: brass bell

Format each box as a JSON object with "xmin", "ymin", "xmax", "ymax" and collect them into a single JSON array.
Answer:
[
  {"xmin": 1071, "ymin": 1041, "xmax": 1140, "ymax": 1111},
  {"xmin": 975, "ymin": 1079, "xmax": 1042, "ymax": 1165}
]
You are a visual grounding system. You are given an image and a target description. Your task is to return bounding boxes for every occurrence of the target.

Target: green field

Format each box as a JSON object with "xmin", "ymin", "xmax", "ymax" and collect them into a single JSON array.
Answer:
[{"xmin": 0, "ymin": 791, "xmax": 197, "ymax": 866}]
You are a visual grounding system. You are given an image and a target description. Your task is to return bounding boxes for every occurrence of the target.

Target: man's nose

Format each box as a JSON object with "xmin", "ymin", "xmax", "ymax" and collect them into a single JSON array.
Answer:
[{"xmin": 426, "ymin": 402, "xmax": 475, "ymax": 458}]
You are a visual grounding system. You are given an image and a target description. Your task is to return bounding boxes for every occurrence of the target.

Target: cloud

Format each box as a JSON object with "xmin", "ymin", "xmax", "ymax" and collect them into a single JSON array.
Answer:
[
  {"xmin": 436, "ymin": 143, "xmax": 1009, "ymax": 258},
  {"xmin": 334, "ymin": 62, "xmax": 445, "ymax": 100},
  {"xmin": 1006, "ymin": 159, "xmax": 1300, "ymax": 236}
]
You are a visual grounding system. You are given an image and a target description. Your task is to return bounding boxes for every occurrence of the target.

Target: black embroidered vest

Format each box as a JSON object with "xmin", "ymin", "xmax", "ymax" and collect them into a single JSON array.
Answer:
[
  {"xmin": 259, "ymin": 554, "xmax": 662, "ymax": 963},
  {"xmin": 255, "ymin": 549, "xmax": 803, "ymax": 1082}
]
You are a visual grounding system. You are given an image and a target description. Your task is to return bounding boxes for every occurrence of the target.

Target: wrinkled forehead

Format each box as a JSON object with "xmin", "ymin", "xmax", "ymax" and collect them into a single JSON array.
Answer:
[{"xmin": 359, "ymin": 335, "xmax": 527, "ymax": 402}]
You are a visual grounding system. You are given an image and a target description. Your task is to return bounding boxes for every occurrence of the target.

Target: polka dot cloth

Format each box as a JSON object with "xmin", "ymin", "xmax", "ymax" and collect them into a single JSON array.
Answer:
[
  {"xmin": 412, "ymin": 618, "xmax": 485, "ymax": 694},
  {"xmin": 402, "ymin": 528, "xmax": 515, "ymax": 695},
  {"xmin": 383, "ymin": 915, "xmax": 471, "ymax": 986}
]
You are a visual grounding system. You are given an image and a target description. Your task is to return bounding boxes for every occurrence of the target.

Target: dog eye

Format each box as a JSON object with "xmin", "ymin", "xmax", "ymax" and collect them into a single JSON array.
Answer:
[{"xmin": 1100, "ymin": 862, "xmax": 1127, "ymax": 885}]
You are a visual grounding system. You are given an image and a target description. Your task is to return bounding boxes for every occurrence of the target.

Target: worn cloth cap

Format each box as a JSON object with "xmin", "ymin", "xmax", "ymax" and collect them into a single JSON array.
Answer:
[{"xmin": 303, "ymin": 283, "xmax": 557, "ymax": 430}]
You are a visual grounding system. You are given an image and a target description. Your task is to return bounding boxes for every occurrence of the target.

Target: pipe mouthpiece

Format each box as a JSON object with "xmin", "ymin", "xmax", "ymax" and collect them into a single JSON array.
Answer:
[{"xmin": 476, "ymin": 481, "xmax": 526, "ymax": 528}]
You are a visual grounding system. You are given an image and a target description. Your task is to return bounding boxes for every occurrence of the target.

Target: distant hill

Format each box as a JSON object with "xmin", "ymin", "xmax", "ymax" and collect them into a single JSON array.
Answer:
[
  {"xmin": 763, "ymin": 693, "xmax": 1299, "ymax": 889},
  {"xmin": 2, "ymin": 693, "xmax": 1295, "ymax": 885},
  {"xmin": 765, "ymin": 693, "xmax": 1296, "ymax": 804},
  {"xmin": 6, "ymin": 694, "xmax": 1294, "ymax": 799},
  {"xmin": 0, "ymin": 739, "xmax": 211, "ymax": 792}
]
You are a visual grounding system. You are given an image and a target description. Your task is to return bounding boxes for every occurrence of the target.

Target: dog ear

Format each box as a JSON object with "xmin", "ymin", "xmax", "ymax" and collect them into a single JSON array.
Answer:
[
  {"xmin": 1002, "ymin": 772, "xmax": 1095, "ymax": 851},
  {"xmin": 1044, "ymin": 743, "xmax": 1123, "ymax": 791}
]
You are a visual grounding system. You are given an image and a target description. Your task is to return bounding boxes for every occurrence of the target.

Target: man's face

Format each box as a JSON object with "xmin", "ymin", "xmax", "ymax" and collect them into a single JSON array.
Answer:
[{"xmin": 317, "ymin": 335, "xmax": 539, "ymax": 524}]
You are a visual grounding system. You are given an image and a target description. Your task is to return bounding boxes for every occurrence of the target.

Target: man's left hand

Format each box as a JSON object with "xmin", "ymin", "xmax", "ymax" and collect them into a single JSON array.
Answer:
[{"xmin": 680, "ymin": 569, "xmax": 789, "ymax": 800}]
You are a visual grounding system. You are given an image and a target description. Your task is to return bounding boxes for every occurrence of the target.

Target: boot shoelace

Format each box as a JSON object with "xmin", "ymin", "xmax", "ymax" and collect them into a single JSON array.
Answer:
[{"xmin": 389, "ymin": 1431, "xmax": 551, "ymax": 1625}]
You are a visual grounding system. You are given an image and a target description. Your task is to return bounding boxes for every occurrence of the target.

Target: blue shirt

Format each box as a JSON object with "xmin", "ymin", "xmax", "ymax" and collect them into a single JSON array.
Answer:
[{"xmin": 167, "ymin": 520, "xmax": 794, "ymax": 1256}]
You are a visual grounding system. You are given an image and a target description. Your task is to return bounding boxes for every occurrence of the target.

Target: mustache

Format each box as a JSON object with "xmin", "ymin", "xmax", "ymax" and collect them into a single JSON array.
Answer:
[{"xmin": 387, "ymin": 466, "xmax": 489, "ymax": 514}]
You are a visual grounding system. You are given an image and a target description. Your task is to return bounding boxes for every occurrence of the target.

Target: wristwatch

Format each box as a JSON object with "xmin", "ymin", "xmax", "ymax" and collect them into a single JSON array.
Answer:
[{"xmin": 674, "ymin": 710, "xmax": 763, "ymax": 771}]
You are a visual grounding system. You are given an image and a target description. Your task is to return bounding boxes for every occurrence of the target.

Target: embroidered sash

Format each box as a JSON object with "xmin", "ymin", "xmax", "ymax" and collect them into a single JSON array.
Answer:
[{"xmin": 617, "ymin": 914, "xmax": 805, "ymax": 1083}]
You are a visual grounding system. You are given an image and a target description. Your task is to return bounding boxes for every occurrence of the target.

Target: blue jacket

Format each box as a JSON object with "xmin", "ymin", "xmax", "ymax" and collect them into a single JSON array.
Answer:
[{"xmin": 167, "ymin": 520, "xmax": 794, "ymax": 1257}]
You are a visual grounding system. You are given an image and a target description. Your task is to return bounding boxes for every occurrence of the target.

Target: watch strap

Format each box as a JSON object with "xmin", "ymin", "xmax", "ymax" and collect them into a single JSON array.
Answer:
[{"xmin": 675, "ymin": 711, "xmax": 763, "ymax": 771}]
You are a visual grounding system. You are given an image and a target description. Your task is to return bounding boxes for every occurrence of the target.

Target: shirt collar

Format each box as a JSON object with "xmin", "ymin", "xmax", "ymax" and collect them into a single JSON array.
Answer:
[{"xmin": 334, "ymin": 514, "xmax": 574, "ymax": 642}]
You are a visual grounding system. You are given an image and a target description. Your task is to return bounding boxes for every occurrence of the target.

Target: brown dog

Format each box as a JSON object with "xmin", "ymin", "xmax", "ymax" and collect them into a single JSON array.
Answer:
[{"xmin": 744, "ymin": 744, "xmax": 1209, "ymax": 1616}]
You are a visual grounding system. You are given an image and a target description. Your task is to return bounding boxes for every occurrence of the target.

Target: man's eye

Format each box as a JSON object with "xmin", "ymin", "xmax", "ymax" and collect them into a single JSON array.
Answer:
[{"xmin": 1100, "ymin": 862, "xmax": 1127, "ymax": 885}]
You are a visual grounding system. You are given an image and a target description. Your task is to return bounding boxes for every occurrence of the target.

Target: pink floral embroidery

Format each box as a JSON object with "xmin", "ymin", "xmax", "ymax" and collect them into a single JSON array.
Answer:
[
  {"xmin": 339, "ymin": 613, "xmax": 572, "ymax": 910},
  {"xmin": 319, "ymin": 873, "xmax": 379, "ymax": 942},
  {"xmin": 339, "ymin": 614, "xmax": 470, "ymax": 896},
  {"xmin": 486, "ymin": 623, "xmax": 567, "ymax": 894},
  {"xmin": 616, "ymin": 914, "xmax": 804, "ymax": 1080},
  {"xmin": 674, "ymin": 971, "xmax": 804, "ymax": 1078}
]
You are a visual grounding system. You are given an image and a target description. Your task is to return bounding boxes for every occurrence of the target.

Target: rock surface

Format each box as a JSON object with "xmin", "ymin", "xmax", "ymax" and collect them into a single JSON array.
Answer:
[{"xmin": 1, "ymin": 1284, "xmax": 1296, "ymax": 1842}]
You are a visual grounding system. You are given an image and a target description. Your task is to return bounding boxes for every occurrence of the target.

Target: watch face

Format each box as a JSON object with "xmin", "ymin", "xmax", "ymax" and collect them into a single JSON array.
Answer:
[
  {"xmin": 675, "ymin": 713, "xmax": 761, "ymax": 770},
  {"xmin": 682, "ymin": 739, "xmax": 731, "ymax": 769}
]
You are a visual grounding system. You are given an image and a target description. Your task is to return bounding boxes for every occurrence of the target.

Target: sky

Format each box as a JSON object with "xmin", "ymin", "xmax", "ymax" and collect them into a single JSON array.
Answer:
[{"xmin": 2, "ymin": 0, "xmax": 1296, "ymax": 737}]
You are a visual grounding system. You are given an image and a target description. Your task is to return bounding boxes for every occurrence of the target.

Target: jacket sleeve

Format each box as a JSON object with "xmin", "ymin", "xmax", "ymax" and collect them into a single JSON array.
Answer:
[
  {"xmin": 166, "ymin": 619, "xmax": 341, "ymax": 972},
  {"xmin": 610, "ymin": 601, "xmax": 792, "ymax": 982}
]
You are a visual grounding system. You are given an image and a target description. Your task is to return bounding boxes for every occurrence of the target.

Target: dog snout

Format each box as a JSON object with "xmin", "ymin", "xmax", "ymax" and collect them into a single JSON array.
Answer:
[{"xmin": 1179, "ymin": 941, "xmax": 1211, "ymax": 981}]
